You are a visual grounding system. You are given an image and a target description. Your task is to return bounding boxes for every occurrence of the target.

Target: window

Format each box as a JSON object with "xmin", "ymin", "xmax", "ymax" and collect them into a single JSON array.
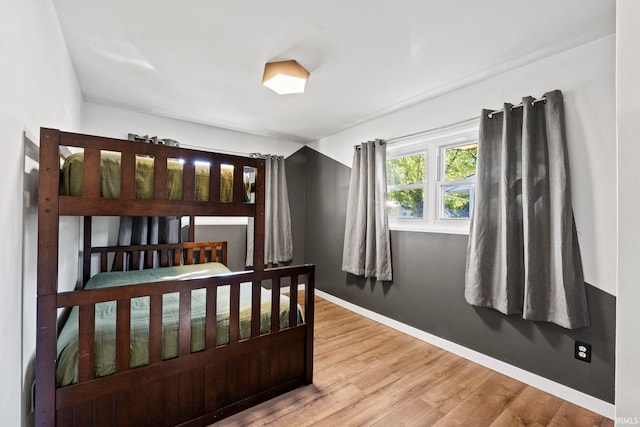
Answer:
[
  {"xmin": 386, "ymin": 120, "xmax": 478, "ymax": 234},
  {"xmin": 387, "ymin": 153, "xmax": 425, "ymax": 219},
  {"xmin": 439, "ymin": 143, "xmax": 477, "ymax": 220}
]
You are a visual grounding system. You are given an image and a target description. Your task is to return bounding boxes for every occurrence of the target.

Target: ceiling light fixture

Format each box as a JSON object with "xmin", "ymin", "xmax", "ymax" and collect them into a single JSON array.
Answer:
[{"xmin": 262, "ymin": 60, "xmax": 310, "ymax": 95}]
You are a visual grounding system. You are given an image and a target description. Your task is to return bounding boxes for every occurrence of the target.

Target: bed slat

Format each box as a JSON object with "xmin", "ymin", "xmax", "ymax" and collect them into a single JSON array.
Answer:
[
  {"xmin": 148, "ymin": 294, "xmax": 163, "ymax": 364},
  {"xmin": 121, "ymin": 152, "xmax": 136, "ymax": 200},
  {"xmin": 210, "ymin": 162, "xmax": 221, "ymax": 203},
  {"xmin": 233, "ymin": 162, "xmax": 244, "ymax": 204},
  {"xmin": 101, "ymin": 252, "xmax": 108, "ymax": 273},
  {"xmin": 78, "ymin": 304, "xmax": 96, "ymax": 382},
  {"xmin": 186, "ymin": 247, "xmax": 194, "ymax": 265},
  {"xmin": 116, "ymin": 299, "xmax": 131, "ymax": 372},
  {"xmin": 154, "ymin": 154, "xmax": 168, "ymax": 201},
  {"xmin": 251, "ymin": 280, "xmax": 261, "ymax": 338},
  {"xmin": 289, "ymin": 275, "xmax": 298, "ymax": 328},
  {"xmin": 205, "ymin": 287, "xmax": 217, "ymax": 349},
  {"xmin": 83, "ymin": 148, "xmax": 101, "ymax": 198},
  {"xmin": 229, "ymin": 282, "xmax": 240, "ymax": 343},
  {"xmin": 160, "ymin": 248, "xmax": 169, "ymax": 267},
  {"xmin": 183, "ymin": 161, "xmax": 195, "ymax": 203},
  {"xmin": 145, "ymin": 249, "xmax": 154, "ymax": 269},
  {"xmin": 179, "ymin": 291, "xmax": 192, "ymax": 357},
  {"xmin": 115, "ymin": 252, "xmax": 124, "ymax": 271},
  {"xmin": 132, "ymin": 251, "xmax": 140, "ymax": 269},
  {"xmin": 271, "ymin": 278, "xmax": 281, "ymax": 333}
]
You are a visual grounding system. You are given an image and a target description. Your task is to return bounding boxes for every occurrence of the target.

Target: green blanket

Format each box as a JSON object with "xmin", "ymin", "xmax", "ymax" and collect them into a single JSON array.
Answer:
[
  {"xmin": 56, "ymin": 263, "xmax": 295, "ymax": 386},
  {"xmin": 60, "ymin": 151, "xmax": 235, "ymax": 202}
]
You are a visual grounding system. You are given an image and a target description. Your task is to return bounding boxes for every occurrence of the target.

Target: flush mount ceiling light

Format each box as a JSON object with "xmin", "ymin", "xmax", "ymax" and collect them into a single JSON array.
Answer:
[{"xmin": 262, "ymin": 60, "xmax": 310, "ymax": 95}]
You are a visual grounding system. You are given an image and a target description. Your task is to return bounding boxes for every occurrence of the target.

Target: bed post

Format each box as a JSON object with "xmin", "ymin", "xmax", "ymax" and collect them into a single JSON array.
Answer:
[
  {"xmin": 83, "ymin": 216, "xmax": 92, "ymax": 286},
  {"xmin": 188, "ymin": 215, "xmax": 196, "ymax": 242},
  {"xmin": 305, "ymin": 265, "xmax": 315, "ymax": 384},
  {"xmin": 253, "ymin": 159, "xmax": 266, "ymax": 271},
  {"xmin": 36, "ymin": 128, "xmax": 61, "ymax": 426}
]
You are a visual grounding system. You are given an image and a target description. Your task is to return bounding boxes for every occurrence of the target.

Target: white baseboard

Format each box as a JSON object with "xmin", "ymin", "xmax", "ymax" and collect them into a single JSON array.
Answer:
[
  {"xmin": 314, "ymin": 289, "xmax": 614, "ymax": 419},
  {"xmin": 279, "ymin": 283, "xmax": 306, "ymax": 293}
]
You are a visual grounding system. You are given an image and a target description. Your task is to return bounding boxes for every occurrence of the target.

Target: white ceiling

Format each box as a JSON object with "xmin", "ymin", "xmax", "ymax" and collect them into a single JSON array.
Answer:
[{"xmin": 52, "ymin": 0, "xmax": 615, "ymax": 144}]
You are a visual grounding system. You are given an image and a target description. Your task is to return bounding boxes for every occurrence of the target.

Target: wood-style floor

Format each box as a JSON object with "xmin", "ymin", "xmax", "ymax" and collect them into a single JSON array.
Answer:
[{"xmin": 213, "ymin": 296, "xmax": 613, "ymax": 427}]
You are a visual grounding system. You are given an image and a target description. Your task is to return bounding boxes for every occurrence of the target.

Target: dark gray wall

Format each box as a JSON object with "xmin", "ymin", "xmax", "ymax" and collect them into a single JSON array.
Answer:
[
  {"xmin": 302, "ymin": 147, "xmax": 615, "ymax": 404},
  {"xmin": 285, "ymin": 148, "xmax": 307, "ymax": 267}
]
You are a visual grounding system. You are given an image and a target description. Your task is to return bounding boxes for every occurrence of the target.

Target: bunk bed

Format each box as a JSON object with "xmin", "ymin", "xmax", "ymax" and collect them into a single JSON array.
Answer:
[{"xmin": 36, "ymin": 128, "xmax": 315, "ymax": 426}]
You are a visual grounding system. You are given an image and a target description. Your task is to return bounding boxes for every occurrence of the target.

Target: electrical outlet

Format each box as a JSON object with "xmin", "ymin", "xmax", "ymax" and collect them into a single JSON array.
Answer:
[{"xmin": 575, "ymin": 341, "xmax": 592, "ymax": 363}]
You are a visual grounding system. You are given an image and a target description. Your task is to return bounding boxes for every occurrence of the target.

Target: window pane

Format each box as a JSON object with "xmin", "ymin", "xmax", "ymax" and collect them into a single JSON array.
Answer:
[
  {"xmin": 444, "ymin": 144, "xmax": 477, "ymax": 181},
  {"xmin": 387, "ymin": 153, "xmax": 425, "ymax": 186},
  {"xmin": 441, "ymin": 184, "xmax": 473, "ymax": 219},
  {"xmin": 387, "ymin": 189, "xmax": 424, "ymax": 218}
]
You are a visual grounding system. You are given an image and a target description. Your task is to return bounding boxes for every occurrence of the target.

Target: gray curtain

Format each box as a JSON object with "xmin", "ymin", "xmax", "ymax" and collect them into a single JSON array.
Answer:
[
  {"xmin": 465, "ymin": 90, "xmax": 589, "ymax": 329},
  {"xmin": 342, "ymin": 140, "xmax": 392, "ymax": 282},
  {"xmin": 246, "ymin": 155, "xmax": 293, "ymax": 267},
  {"xmin": 116, "ymin": 216, "xmax": 180, "ymax": 268},
  {"xmin": 116, "ymin": 134, "xmax": 181, "ymax": 269}
]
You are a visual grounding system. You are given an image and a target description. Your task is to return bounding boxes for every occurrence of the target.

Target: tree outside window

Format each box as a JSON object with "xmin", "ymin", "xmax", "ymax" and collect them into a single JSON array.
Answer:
[
  {"xmin": 440, "ymin": 144, "xmax": 477, "ymax": 219},
  {"xmin": 386, "ymin": 153, "xmax": 425, "ymax": 218}
]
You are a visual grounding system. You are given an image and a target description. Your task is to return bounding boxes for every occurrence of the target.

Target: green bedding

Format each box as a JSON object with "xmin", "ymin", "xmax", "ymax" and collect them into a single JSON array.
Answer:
[
  {"xmin": 60, "ymin": 151, "xmax": 235, "ymax": 202},
  {"xmin": 56, "ymin": 263, "xmax": 296, "ymax": 387}
]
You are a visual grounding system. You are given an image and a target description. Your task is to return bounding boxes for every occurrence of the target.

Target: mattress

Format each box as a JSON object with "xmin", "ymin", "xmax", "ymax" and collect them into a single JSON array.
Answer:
[
  {"xmin": 56, "ymin": 262, "xmax": 297, "ymax": 386},
  {"xmin": 60, "ymin": 151, "xmax": 239, "ymax": 202}
]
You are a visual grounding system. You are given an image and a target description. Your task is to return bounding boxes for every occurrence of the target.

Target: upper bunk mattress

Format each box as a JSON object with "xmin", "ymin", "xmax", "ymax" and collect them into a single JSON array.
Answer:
[{"xmin": 60, "ymin": 151, "xmax": 236, "ymax": 202}]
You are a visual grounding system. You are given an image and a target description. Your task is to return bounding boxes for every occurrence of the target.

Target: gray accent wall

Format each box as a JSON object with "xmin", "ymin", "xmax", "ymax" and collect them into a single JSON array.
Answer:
[
  {"xmin": 285, "ymin": 148, "xmax": 308, "ymax": 267},
  {"xmin": 301, "ymin": 146, "xmax": 615, "ymax": 404},
  {"xmin": 191, "ymin": 225, "xmax": 247, "ymax": 272}
]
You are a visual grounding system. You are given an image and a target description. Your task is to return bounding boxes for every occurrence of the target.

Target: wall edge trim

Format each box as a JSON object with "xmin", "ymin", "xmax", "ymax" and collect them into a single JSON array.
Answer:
[{"xmin": 315, "ymin": 289, "xmax": 615, "ymax": 419}]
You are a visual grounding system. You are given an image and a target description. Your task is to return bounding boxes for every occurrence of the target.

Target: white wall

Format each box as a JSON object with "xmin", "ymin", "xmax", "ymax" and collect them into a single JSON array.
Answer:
[
  {"xmin": 82, "ymin": 103, "xmax": 304, "ymax": 158},
  {"xmin": 309, "ymin": 35, "xmax": 616, "ymax": 297},
  {"xmin": 81, "ymin": 103, "xmax": 307, "ymax": 252},
  {"xmin": 616, "ymin": 0, "xmax": 640, "ymax": 421},
  {"xmin": 0, "ymin": 0, "xmax": 83, "ymax": 425}
]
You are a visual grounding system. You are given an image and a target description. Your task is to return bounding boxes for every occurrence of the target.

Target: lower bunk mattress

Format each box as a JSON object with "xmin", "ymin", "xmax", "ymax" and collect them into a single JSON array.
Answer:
[{"xmin": 56, "ymin": 262, "xmax": 298, "ymax": 387}]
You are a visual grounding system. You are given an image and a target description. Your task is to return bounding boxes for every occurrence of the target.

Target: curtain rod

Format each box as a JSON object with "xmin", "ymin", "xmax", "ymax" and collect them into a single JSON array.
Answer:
[
  {"xmin": 179, "ymin": 143, "xmax": 283, "ymax": 159},
  {"xmin": 250, "ymin": 152, "xmax": 283, "ymax": 159},
  {"xmin": 386, "ymin": 116, "xmax": 480, "ymax": 144},
  {"xmin": 353, "ymin": 139, "xmax": 386, "ymax": 149},
  {"xmin": 352, "ymin": 95, "xmax": 547, "ymax": 147},
  {"xmin": 179, "ymin": 143, "xmax": 252, "ymax": 157},
  {"xmin": 487, "ymin": 96, "xmax": 547, "ymax": 119}
]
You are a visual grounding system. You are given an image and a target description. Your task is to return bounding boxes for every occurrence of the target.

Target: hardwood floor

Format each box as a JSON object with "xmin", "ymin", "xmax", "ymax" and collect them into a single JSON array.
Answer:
[{"xmin": 212, "ymin": 296, "xmax": 613, "ymax": 427}]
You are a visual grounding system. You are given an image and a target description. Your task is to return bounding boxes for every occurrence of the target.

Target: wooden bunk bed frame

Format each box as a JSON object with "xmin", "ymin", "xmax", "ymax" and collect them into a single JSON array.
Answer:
[{"xmin": 36, "ymin": 128, "xmax": 315, "ymax": 426}]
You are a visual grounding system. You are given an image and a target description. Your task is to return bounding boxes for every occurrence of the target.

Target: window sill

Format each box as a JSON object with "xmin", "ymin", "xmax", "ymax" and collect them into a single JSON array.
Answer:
[{"xmin": 389, "ymin": 221, "xmax": 470, "ymax": 235}]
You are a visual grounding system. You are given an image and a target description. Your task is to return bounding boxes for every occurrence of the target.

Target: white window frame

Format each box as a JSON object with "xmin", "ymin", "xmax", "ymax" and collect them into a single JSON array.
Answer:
[{"xmin": 387, "ymin": 119, "xmax": 479, "ymax": 235}]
